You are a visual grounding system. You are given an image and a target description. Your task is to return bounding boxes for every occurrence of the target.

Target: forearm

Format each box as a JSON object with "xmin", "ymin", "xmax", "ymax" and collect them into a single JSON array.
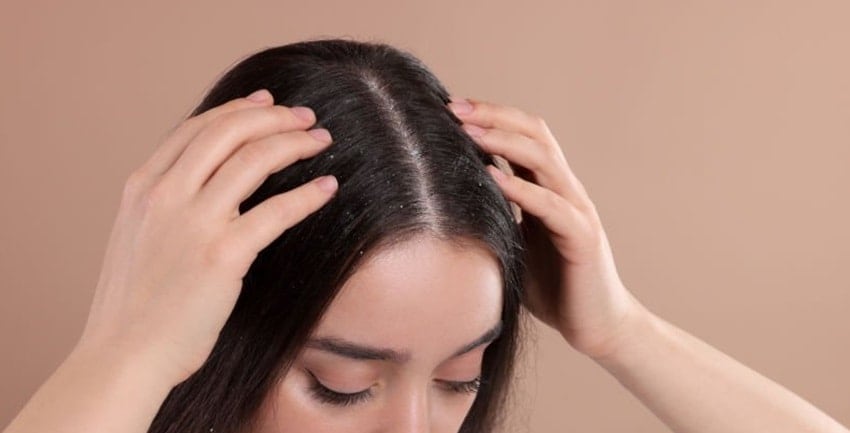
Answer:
[
  {"xmin": 585, "ymin": 303, "xmax": 849, "ymax": 433},
  {"xmin": 3, "ymin": 343, "xmax": 177, "ymax": 433}
]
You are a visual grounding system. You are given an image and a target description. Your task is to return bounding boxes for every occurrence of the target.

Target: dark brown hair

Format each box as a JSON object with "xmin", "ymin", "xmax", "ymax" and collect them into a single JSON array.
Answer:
[{"xmin": 147, "ymin": 37, "xmax": 526, "ymax": 433}]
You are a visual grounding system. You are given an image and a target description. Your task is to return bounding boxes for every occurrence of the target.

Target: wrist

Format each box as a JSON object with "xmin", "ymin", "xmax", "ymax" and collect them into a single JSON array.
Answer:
[
  {"xmin": 568, "ymin": 294, "xmax": 657, "ymax": 363},
  {"xmin": 4, "ymin": 339, "xmax": 178, "ymax": 433},
  {"xmin": 70, "ymin": 336, "xmax": 185, "ymax": 391}
]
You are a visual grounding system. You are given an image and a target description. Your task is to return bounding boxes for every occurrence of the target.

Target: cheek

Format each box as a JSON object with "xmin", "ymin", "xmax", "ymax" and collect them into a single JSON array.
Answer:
[
  {"xmin": 431, "ymin": 390, "xmax": 481, "ymax": 432},
  {"xmin": 250, "ymin": 373, "xmax": 317, "ymax": 433}
]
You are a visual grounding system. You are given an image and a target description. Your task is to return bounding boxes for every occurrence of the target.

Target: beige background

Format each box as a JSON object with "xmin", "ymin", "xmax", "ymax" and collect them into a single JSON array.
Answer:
[{"xmin": 2, "ymin": 1, "xmax": 848, "ymax": 431}]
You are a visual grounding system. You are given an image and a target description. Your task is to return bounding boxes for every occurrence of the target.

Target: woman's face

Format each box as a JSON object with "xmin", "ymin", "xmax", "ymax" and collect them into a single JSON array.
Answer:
[{"xmin": 251, "ymin": 235, "xmax": 504, "ymax": 433}]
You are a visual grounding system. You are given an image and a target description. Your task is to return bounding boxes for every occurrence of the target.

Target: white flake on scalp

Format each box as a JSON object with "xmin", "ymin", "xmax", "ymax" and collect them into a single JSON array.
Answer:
[{"xmin": 358, "ymin": 68, "xmax": 440, "ymax": 225}]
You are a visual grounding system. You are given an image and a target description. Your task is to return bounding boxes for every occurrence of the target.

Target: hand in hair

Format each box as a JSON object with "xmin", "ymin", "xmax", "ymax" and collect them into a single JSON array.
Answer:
[
  {"xmin": 449, "ymin": 97, "xmax": 850, "ymax": 433},
  {"xmin": 77, "ymin": 89, "xmax": 340, "ymax": 385},
  {"xmin": 448, "ymin": 96, "xmax": 645, "ymax": 360}
]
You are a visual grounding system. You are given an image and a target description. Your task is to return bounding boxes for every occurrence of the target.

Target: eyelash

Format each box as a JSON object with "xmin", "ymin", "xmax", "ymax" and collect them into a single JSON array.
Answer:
[
  {"xmin": 441, "ymin": 376, "xmax": 483, "ymax": 394},
  {"xmin": 305, "ymin": 369, "xmax": 485, "ymax": 407},
  {"xmin": 307, "ymin": 373, "xmax": 371, "ymax": 407}
]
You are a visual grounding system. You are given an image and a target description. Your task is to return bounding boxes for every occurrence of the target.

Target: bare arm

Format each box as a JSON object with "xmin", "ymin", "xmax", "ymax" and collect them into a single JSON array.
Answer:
[
  {"xmin": 445, "ymin": 96, "xmax": 849, "ymax": 433},
  {"xmin": 5, "ymin": 89, "xmax": 337, "ymax": 433},
  {"xmin": 2, "ymin": 343, "xmax": 177, "ymax": 433},
  {"xmin": 4, "ymin": 90, "xmax": 337, "ymax": 433},
  {"xmin": 586, "ymin": 302, "xmax": 850, "ymax": 433}
]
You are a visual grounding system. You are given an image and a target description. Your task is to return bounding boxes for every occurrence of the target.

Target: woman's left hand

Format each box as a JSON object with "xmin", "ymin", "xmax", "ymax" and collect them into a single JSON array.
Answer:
[{"xmin": 447, "ymin": 96, "xmax": 651, "ymax": 359}]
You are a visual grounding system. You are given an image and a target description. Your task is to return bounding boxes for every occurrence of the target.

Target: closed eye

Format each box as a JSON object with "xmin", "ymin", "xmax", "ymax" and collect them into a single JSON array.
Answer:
[
  {"xmin": 438, "ymin": 376, "xmax": 483, "ymax": 394},
  {"xmin": 306, "ymin": 369, "xmax": 372, "ymax": 407},
  {"xmin": 305, "ymin": 369, "xmax": 485, "ymax": 408}
]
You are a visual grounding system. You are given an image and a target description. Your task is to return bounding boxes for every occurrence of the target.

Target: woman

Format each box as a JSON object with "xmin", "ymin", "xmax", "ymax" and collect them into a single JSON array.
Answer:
[{"xmin": 4, "ymin": 38, "xmax": 847, "ymax": 433}]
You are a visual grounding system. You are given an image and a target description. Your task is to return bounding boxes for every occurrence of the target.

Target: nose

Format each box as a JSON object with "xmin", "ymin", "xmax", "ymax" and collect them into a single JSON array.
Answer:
[{"xmin": 386, "ymin": 385, "xmax": 431, "ymax": 433}]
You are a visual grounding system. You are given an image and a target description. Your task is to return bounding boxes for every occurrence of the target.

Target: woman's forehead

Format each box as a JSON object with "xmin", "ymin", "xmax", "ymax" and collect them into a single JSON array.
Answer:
[{"xmin": 312, "ymin": 235, "xmax": 503, "ymax": 362}]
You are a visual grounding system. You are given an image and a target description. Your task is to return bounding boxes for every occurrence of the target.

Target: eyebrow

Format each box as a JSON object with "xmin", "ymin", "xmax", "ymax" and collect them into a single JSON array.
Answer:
[{"xmin": 305, "ymin": 320, "xmax": 504, "ymax": 363}]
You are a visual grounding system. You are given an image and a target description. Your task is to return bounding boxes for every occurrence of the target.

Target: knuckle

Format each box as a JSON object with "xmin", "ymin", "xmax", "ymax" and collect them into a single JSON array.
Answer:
[
  {"xmin": 265, "ymin": 131, "xmax": 319, "ymax": 164},
  {"xmin": 139, "ymin": 181, "xmax": 172, "ymax": 211},
  {"xmin": 209, "ymin": 98, "xmax": 255, "ymax": 116},
  {"xmin": 213, "ymin": 105, "xmax": 297, "ymax": 134},
  {"xmin": 277, "ymin": 105, "xmax": 307, "ymax": 127},
  {"xmin": 465, "ymin": 97, "xmax": 487, "ymax": 111},
  {"xmin": 285, "ymin": 185, "xmax": 325, "ymax": 218},
  {"xmin": 524, "ymin": 138, "xmax": 548, "ymax": 168},
  {"xmin": 510, "ymin": 174, "xmax": 527, "ymax": 193},
  {"xmin": 272, "ymin": 106, "xmax": 298, "ymax": 124},
  {"xmin": 579, "ymin": 195, "xmax": 599, "ymax": 215},
  {"xmin": 233, "ymin": 140, "xmax": 270, "ymax": 167},
  {"xmin": 200, "ymin": 118, "xmax": 241, "ymax": 147},
  {"xmin": 505, "ymin": 105, "xmax": 525, "ymax": 118},
  {"xmin": 271, "ymin": 196, "xmax": 300, "ymax": 227},
  {"xmin": 544, "ymin": 190, "xmax": 562, "ymax": 210},
  {"xmin": 214, "ymin": 105, "xmax": 269, "ymax": 131},
  {"xmin": 233, "ymin": 96, "xmax": 261, "ymax": 109},
  {"xmin": 274, "ymin": 104, "xmax": 296, "ymax": 116},
  {"xmin": 166, "ymin": 116, "xmax": 199, "ymax": 139},
  {"xmin": 179, "ymin": 114, "xmax": 202, "ymax": 131},
  {"xmin": 291, "ymin": 143, "xmax": 313, "ymax": 162},
  {"xmin": 122, "ymin": 169, "xmax": 148, "ymax": 198},
  {"xmin": 271, "ymin": 137, "xmax": 313, "ymax": 172},
  {"xmin": 524, "ymin": 155, "xmax": 543, "ymax": 172},
  {"xmin": 182, "ymin": 101, "xmax": 240, "ymax": 129},
  {"xmin": 530, "ymin": 114, "xmax": 549, "ymax": 131},
  {"xmin": 299, "ymin": 130, "xmax": 327, "ymax": 152},
  {"xmin": 544, "ymin": 142, "xmax": 564, "ymax": 162}
]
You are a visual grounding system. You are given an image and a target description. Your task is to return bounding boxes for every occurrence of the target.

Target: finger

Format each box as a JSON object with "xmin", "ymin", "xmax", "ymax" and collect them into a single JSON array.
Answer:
[
  {"xmin": 485, "ymin": 164, "xmax": 588, "ymax": 244},
  {"xmin": 195, "ymin": 128, "xmax": 334, "ymax": 217},
  {"xmin": 159, "ymin": 104, "xmax": 317, "ymax": 199},
  {"xmin": 463, "ymin": 124, "xmax": 589, "ymax": 205},
  {"xmin": 227, "ymin": 175, "xmax": 338, "ymax": 259},
  {"xmin": 452, "ymin": 98, "xmax": 594, "ymax": 208},
  {"xmin": 137, "ymin": 89, "xmax": 274, "ymax": 184},
  {"xmin": 448, "ymin": 97, "xmax": 558, "ymax": 149}
]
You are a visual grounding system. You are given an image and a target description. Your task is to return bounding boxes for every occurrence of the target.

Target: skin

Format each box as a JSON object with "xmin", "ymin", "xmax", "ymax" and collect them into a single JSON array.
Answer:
[
  {"xmin": 449, "ymin": 97, "xmax": 849, "ymax": 433},
  {"xmin": 251, "ymin": 235, "xmax": 503, "ymax": 433},
  {"xmin": 4, "ymin": 88, "xmax": 848, "ymax": 433}
]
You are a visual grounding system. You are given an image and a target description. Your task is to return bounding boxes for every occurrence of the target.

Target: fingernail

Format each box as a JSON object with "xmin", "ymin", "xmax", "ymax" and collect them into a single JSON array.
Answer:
[
  {"xmin": 291, "ymin": 106, "xmax": 315, "ymax": 122},
  {"xmin": 462, "ymin": 123, "xmax": 486, "ymax": 137},
  {"xmin": 246, "ymin": 89, "xmax": 271, "ymax": 102},
  {"xmin": 486, "ymin": 164, "xmax": 506, "ymax": 181},
  {"xmin": 308, "ymin": 128, "xmax": 332, "ymax": 143},
  {"xmin": 448, "ymin": 98, "xmax": 473, "ymax": 114},
  {"xmin": 315, "ymin": 175, "xmax": 338, "ymax": 193}
]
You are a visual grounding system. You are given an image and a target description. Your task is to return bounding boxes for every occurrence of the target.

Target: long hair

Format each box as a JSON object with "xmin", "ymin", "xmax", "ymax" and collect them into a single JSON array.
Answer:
[{"xmin": 147, "ymin": 37, "xmax": 527, "ymax": 433}]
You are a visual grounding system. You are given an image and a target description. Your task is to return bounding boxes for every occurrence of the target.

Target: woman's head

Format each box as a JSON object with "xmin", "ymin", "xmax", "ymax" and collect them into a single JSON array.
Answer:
[{"xmin": 148, "ymin": 37, "xmax": 526, "ymax": 433}]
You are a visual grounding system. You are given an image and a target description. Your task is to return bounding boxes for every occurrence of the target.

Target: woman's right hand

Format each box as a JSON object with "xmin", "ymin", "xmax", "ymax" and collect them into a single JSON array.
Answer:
[{"xmin": 75, "ymin": 89, "xmax": 339, "ymax": 386}]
